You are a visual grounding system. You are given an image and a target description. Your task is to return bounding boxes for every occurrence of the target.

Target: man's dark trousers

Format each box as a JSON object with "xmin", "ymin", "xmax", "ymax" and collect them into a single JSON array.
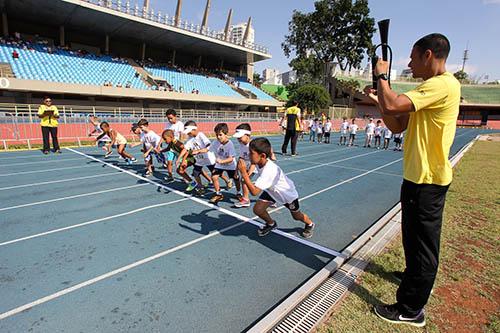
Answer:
[
  {"xmin": 282, "ymin": 130, "xmax": 298, "ymax": 155},
  {"xmin": 41, "ymin": 126, "xmax": 60, "ymax": 152},
  {"xmin": 396, "ymin": 179, "xmax": 450, "ymax": 315}
]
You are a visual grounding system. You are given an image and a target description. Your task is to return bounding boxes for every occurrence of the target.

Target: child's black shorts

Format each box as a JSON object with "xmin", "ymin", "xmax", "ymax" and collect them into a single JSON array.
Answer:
[
  {"xmin": 192, "ymin": 164, "xmax": 215, "ymax": 178},
  {"xmin": 259, "ymin": 191, "xmax": 300, "ymax": 212},
  {"xmin": 324, "ymin": 132, "xmax": 331, "ymax": 138},
  {"xmin": 394, "ymin": 138, "xmax": 402, "ymax": 144},
  {"xmin": 349, "ymin": 134, "xmax": 356, "ymax": 140},
  {"xmin": 212, "ymin": 168, "xmax": 238, "ymax": 179}
]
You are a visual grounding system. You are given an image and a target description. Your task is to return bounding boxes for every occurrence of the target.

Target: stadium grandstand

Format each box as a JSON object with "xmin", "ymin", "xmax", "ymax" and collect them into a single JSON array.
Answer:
[{"xmin": 0, "ymin": 0, "xmax": 282, "ymax": 111}]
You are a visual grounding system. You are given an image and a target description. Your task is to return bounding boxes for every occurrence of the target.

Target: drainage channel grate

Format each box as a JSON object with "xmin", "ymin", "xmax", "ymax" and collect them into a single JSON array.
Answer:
[{"xmin": 270, "ymin": 216, "xmax": 401, "ymax": 333}]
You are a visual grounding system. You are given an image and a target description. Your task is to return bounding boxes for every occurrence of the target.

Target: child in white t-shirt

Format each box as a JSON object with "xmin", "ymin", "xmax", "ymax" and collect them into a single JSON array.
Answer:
[
  {"xmin": 364, "ymin": 118, "xmax": 376, "ymax": 148},
  {"xmin": 339, "ymin": 117, "xmax": 349, "ymax": 145},
  {"xmin": 383, "ymin": 126, "xmax": 392, "ymax": 150},
  {"xmin": 348, "ymin": 118, "xmax": 358, "ymax": 147},
  {"xmin": 138, "ymin": 119, "xmax": 166, "ymax": 177},
  {"xmin": 209, "ymin": 123, "xmax": 241, "ymax": 204},
  {"xmin": 309, "ymin": 118, "xmax": 316, "ymax": 142},
  {"xmin": 232, "ymin": 123, "xmax": 255, "ymax": 208},
  {"xmin": 237, "ymin": 137, "xmax": 315, "ymax": 238},
  {"xmin": 323, "ymin": 117, "xmax": 332, "ymax": 143},
  {"xmin": 316, "ymin": 121, "xmax": 323, "ymax": 144},
  {"xmin": 393, "ymin": 132, "xmax": 404, "ymax": 151},
  {"xmin": 374, "ymin": 120, "xmax": 383, "ymax": 149}
]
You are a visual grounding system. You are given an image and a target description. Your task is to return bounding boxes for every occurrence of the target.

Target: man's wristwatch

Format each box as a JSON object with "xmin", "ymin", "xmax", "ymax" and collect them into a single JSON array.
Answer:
[{"xmin": 376, "ymin": 73, "xmax": 389, "ymax": 81}]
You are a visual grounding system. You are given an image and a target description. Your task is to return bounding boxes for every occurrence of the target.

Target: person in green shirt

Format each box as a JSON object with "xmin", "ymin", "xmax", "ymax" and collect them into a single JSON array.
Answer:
[{"xmin": 37, "ymin": 96, "xmax": 61, "ymax": 154}]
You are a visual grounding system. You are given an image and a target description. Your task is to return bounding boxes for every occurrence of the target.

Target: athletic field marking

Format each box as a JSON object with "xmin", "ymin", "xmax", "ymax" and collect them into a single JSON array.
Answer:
[
  {"xmin": 0, "ymin": 172, "xmax": 121, "ymax": 191},
  {"xmin": 0, "ymin": 165, "xmax": 97, "ymax": 177},
  {"xmin": 0, "ymin": 156, "xmax": 403, "ymax": 320},
  {"xmin": 0, "ymin": 184, "xmax": 148, "ymax": 212},
  {"xmin": 0, "ymin": 147, "xmax": 381, "ymax": 248},
  {"xmin": 287, "ymin": 150, "xmax": 381, "ymax": 175},
  {"xmin": 298, "ymin": 159, "xmax": 402, "ymax": 177},
  {"xmin": 0, "ymin": 157, "xmax": 84, "ymax": 167},
  {"xmin": 67, "ymin": 148, "xmax": 342, "ymax": 257},
  {"xmin": 0, "ymin": 197, "xmax": 190, "ymax": 247}
]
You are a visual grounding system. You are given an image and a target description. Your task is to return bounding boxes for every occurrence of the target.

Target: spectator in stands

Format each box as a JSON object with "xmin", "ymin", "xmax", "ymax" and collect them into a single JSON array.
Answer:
[
  {"xmin": 38, "ymin": 96, "xmax": 61, "ymax": 154},
  {"xmin": 12, "ymin": 50, "xmax": 19, "ymax": 59},
  {"xmin": 125, "ymin": 82, "xmax": 131, "ymax": 88}
]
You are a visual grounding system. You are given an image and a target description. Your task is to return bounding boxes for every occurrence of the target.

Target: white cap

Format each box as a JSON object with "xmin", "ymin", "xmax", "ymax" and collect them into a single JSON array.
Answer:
[
  {"xmin": 183, "ymin": 125, "xmax": 197, "ymax": 134},
  {"xmin": 233, "ymin": 129, "xmax": 251, "ymax": 138}
]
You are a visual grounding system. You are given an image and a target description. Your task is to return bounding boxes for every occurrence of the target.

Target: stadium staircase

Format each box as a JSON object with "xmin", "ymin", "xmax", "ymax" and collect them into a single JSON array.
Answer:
[
  {"xmin": 0, "ymin": 62, "xmax": 15, "ymax": 78},
  {"xmin": 126, "ymin": 58, "xmax": 155, "ymax": 88}
]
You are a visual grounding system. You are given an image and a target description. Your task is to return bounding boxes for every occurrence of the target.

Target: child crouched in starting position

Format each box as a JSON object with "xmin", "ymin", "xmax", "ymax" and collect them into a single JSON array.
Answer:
[
  {"xmin": 161, "ymin": 129, "xmax": 198, "ymax": 191},
  {"xmin": 238, "ymin": 137, "xmax": 315, "ymax": 238}
]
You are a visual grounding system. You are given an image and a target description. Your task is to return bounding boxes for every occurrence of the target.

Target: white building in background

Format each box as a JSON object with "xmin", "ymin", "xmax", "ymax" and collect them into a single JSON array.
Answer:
[
  {"xmin": 229, "ymin": 22, "xmax": 255, "ymax": 44},
  {"xmin": 263, "ymin": 68, "xmax": 281, "ymax": 85},
  {"xmin": 279, "ymin": 70, "xmax": 297, "ymax": 85},
  {"xmin": 400, "ymin": 68, "xmax": 413, "ymax": 79}
]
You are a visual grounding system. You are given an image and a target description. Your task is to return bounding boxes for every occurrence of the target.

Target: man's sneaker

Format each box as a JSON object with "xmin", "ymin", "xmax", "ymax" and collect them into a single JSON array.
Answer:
[
  {"xmin": 234, "ymin": 198, "xmax": 250, "ymax": 208},
  {"xmin": 302, "ymin": 223, "xmax": 315, "ymax": 239},
  {"xmin": 55, "ymin": 150, "xmax": 62, "ymax": 154},
  {"xmin": 186, "ymin": 182, "xmax": 197, "ymax": 192},
  {"xmin": 209, "ymin": 193, "xmax": 224, "ymax": 204},
  {"xmin": 104, "ymin": 151, "xmax": 113, "ymax": 159},
  {"xmin": 258, "ymin": 222, "xmax": 277, "ymax": 237},
  {"xmin": 43, "ymin": 151, "xmax": 49, "ymax": 155},
  {"xmin": 164, "ymin": 175, "xmax": 175, "ymax": 182},
  {"xmin": 226, "ymin": 179, "xmax": 234, "ymax": 189},
  {"xmin": 374, "ymin": 304, "xmax": 425, "ymax": 328}
]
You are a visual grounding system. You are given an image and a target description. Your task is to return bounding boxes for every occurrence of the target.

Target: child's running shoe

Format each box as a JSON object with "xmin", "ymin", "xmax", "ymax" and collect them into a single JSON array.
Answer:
[
  {"xmin": 194, "ymin": 187, "xmax": 205, "ymax": 196},
  {"xmin": 186, "ymin": 181, "xmax": 197, "ymax": 192},
  {"xmin": 164, "ymin": 175, "xmax": 175, "ymax": 182},
  {"xmin": 130, "ymin": 158, "xmax": 137, "ymax": 163},
  {"xmin": 234, "ymin": 198, "xmax": 250, "ymax": 208},
  {"xmin": 104, "ymin": 151, "xmax": 113, "ymax": 159},
  {"xmin": 302, "ymin": 223, "xmax": 315, "ymax": 239},
  {"xmin": 145, "ymin": 170, "xmax": 153, "ymax": 177},
  {"xmin": 125, "ymin": 158, "xmax": 132, "ymax": 165},
  {"xmin": 209, "ymin": 193, "xmax": 224, "ymax": 204},
  {"xmin": 258, "ymin": 221, "xmax": 277, "ymax": 237},
  {"xmin": 226, "ymin": 179, "xmax": 234, "ymax": 189}
]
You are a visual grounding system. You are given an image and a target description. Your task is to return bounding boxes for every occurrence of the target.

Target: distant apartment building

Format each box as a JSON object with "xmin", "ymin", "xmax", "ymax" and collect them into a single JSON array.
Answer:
[
  {"xmin": 279, "ymin": 70, "xmax": 297, "ymax": 85},
  {"xmin": 263, "ymin": 68, "xmax": 281, "ymax": 85}
]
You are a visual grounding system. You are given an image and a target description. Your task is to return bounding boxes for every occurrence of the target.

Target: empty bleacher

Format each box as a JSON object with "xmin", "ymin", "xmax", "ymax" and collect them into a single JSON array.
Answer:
[{"xmin": 236, "ymin": 79, "xmax": 275, "ymax": 100}]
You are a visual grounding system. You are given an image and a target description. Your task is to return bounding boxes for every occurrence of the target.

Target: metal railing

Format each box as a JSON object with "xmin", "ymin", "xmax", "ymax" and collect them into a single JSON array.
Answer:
[
  {"xmin": 83, "ymin": 0, "xmax": 270, "ymax": 54},
  {"xmin": 0, "ymin": 103, "xmax": 280, "ymax": 150}
]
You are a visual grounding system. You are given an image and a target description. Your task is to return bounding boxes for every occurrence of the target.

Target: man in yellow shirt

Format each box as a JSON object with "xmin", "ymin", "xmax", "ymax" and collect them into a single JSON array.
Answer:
[
  {"xmin": 365, "ymin": 34, "xmax": 460, "ymax": 327},
  {"xmin": 281, "ymin": 100, "xmax": 302, "ymax": 156},
  {"xmin": 38, "ymin": 96, "xmax": 61, "ymax": 154}
]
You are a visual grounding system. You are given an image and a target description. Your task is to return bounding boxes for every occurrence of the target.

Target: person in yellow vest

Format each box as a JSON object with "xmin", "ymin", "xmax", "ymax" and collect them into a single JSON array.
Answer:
[
  {"xmin": 280, "ymin": 100, "xmax": 302, "ymax": 156},
  {"xmin": 365, "ymin": 34, "xmax": 460, "ymax": 328},
  {"xmin": 38, "ymin": 96, "xmax": 61, "ymax": 154}
]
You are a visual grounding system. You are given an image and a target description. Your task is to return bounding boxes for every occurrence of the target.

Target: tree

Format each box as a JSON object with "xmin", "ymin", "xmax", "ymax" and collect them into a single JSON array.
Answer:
[
  {"xmin": 288, "ymin": 83, "xmax": 331, "ymax": 114},
  {"xmin": 454, "ymin": 70, "xmax": 469, "ymax": 83},
  {"xmin": 282, "ymin": 0, "xmax": 375, "ymax": 84},
  {"xmin": 335, "ymin": 77, "xmax": 361, "ymax": 106},
  {"xmin": 253, "ymin": 73, "xmax": 263, "ymax": 85}
]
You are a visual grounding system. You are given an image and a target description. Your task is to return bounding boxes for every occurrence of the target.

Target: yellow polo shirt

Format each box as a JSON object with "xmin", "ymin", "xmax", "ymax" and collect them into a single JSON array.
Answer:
[
  {"xmin": 285, "ymin": 106, "xmax": 301, "ymax": 131},
  {"xmin": 403, "ymin": 72, "xmax": 461, "ymax": 186},
  {"xmin": 38, "ymin": 105, "xmax": 59, "ymax": 127}
]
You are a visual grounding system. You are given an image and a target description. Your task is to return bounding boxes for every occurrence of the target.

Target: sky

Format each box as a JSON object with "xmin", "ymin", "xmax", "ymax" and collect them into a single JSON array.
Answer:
[{"xmin": 149, "ymin": 0, "xmax": 500, "ymax": 81}]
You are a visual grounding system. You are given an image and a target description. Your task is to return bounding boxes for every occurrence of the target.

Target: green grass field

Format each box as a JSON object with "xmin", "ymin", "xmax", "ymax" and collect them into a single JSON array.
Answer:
[{"xmin": 317, "ymin": 139, "xmax": 500, "ymax": 333}]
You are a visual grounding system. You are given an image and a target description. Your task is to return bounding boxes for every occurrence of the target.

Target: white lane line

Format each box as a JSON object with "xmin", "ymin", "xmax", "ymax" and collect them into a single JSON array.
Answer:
[
  {"xmin": 0, "ymin": 165, "xmax": 97, "ymax": 177},
  {"xmin": 67, "ymin": 148, "xmax": 342, "ymax": 257},
  {"xmin": 298, "ymin": 159, "xmax": 402, "ymax": 178},
  {"xmin": 0, "ymin": 197, "xmax": 190, "ymax": 247},
  {"xmin": 0, "ymin": 155, "xmax": 403, "ymax": 320},
  {"xmin": 0, "ymin": 184, "xmax": 148, "ymax": 212},
  {"xmin": 0, "ymin": 158, "xmax": 84, "ymax": 167},
  {"xmin": 0, "ymin": 147, "xmax": 382, "ymax": 247},
  {"xmin": 0, "ymin": 172, "xmax": 122, "ymax": 191},
  {"xmin": 278, "ymin": 147, "xmax": 351, "ymax": 162},
  {"xmin": 286, "ymin": 150, "xmax": 381, "ymax": 175}
]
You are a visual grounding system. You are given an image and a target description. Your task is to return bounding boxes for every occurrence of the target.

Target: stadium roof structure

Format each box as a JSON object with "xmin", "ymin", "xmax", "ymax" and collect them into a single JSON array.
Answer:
[{"xmin": 1, "ymin": 0, "xmax": 271, "ymax": 66}]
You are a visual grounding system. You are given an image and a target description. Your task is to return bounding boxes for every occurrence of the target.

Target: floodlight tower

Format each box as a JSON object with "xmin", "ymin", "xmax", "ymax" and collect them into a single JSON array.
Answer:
[{"xmin": 461, "ymin": 42, "xmax": 469, "ymax": 72}]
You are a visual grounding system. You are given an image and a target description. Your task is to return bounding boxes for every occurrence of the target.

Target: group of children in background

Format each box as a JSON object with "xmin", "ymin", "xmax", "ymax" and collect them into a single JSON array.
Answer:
[
  {"xmin": 338, "ymin": 117, "xmax": 403, "ymax": 151},
  {"xmin": 304, "ymin": 117, "xmax": 333, "ymax": 144},
  {"xmin": 88, "ymin": 110, "xmax": 315, "ymax": 239}
]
